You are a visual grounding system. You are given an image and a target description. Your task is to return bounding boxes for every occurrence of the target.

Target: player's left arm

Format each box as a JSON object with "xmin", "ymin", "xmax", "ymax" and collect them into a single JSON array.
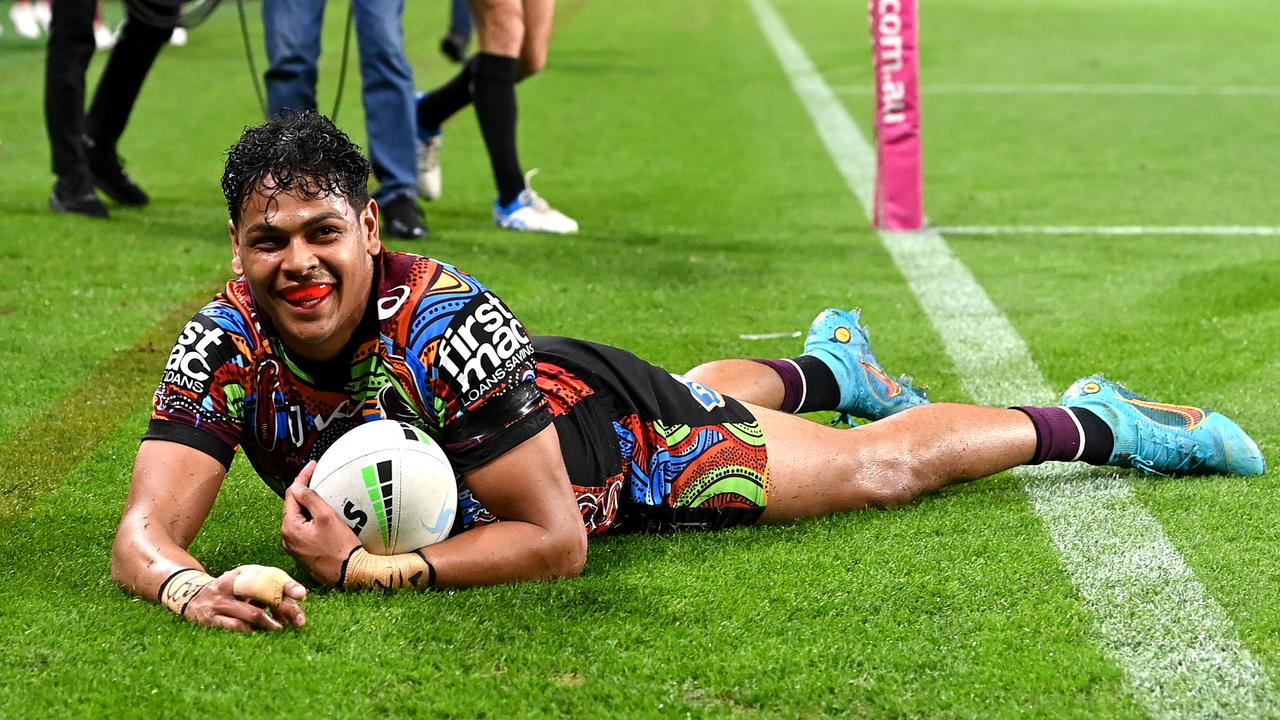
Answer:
[
  {"xmin": 425, "ymin": 422, "xmax": 587, "ymax": 586},
  {"xmin": 282, "ymin": 423, "xmax": 586, "ymax": 589}
]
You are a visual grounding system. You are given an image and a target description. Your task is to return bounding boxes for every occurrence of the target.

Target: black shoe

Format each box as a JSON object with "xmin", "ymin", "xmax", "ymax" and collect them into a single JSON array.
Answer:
[
  {"xmin": 382, "ymin": 196, "xmax": 428, "ymax": 239},
  {"xmin": 84, "ymin": 136, "xmax": 150, "ymax": 206},
  {"xmin": 439, "ymin": 34, "xmax": 468, "ymax": 63},
  {"xmin": 49, "ymin": 174, "xmax": 109, "ymax": 218}
]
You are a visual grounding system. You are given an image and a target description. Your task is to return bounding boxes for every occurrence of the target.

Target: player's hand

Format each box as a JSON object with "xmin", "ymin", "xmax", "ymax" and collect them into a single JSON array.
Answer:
[
  {"xmin": 182, "ymin": 565, "xmax": 307, "ymax": 633},
  {"xmin": 281, "ymin": 460, "xmax": 362, "ymax": 586}
]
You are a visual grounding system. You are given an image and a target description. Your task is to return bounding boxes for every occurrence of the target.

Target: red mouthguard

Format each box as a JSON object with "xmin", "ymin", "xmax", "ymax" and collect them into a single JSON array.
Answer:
[{"xmin": 280, "ymin": 284, "xmax": 333, "ymax": 303}]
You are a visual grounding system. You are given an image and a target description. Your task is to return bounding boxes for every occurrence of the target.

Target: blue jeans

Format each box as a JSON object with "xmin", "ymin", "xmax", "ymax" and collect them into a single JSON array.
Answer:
[
  {"xmin": 262, "ymin": 0, "xmax": 417, "ymax": 204},
  {"xmin": 448, "ymin": 0, "xmax": 472, "ymax": 39}
]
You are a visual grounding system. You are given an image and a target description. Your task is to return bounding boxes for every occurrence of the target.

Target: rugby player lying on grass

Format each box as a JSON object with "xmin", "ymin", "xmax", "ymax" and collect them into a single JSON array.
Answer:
[{"xmin": 111, "ymin": 112, "xmax": 1266, "ymax": 632}]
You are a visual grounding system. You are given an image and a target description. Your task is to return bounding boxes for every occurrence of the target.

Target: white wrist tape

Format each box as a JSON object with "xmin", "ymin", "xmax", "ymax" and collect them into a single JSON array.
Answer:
[
  {"xmin": 338, "ymin": 548, "xmax": 435, "ymax": 591},
  {"xmin": 158, "ymin": 568, "xmax": 215, "ymax": 617}
]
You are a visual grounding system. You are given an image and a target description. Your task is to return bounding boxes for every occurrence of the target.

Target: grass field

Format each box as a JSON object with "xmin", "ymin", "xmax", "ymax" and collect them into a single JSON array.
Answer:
[{"xmin": 1, "ymin": 0, "xmax": 1278, "ymax": 717}]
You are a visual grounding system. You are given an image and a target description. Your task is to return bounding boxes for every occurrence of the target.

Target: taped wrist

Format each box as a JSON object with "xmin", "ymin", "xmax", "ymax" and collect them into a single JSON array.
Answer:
[
  {"xmin": 158, "ymin": 568, "xmax": 215, "ymax": 617},
  {"xmin": 338, "ymin": 548, "xmax": 436, "ymax": 592}
]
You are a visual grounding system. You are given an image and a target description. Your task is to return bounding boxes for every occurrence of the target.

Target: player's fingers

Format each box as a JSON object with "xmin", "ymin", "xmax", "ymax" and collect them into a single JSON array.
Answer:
[
  {"xmin": 220, "ymin": 601, "xmax": 283, "ymax": 632},
  {"xmin": 289, "ymin": 484, "xmax": 331, "ymax": 517},
  {"xmin": 205, "ymin": 589, "xmax": 284, "ymax": 631},
  {"xmin": 208, "ymin": 614, "xmax": 253, "ymax": 634},
  {"xmin": 285, "ymin": 579, "xmax": 308, "ymax": 600},
  {"xmin": 282, "ymin": 484, "xmax": 302, "ymax": 520},
  {"xmin": 273, "ymin": 596, "xmax": 307, "ymax": 628},
  {"xmin": 245, "ymin": 606, "xmax": 285, "ymax": 632},
  {"xmin": 293, "ymin": 460, "xmax": 317, "ymax": 488}
]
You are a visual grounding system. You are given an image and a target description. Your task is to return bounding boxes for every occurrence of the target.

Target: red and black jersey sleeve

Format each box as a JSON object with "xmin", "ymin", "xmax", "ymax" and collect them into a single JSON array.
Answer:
[
  {"xmin": 143, "ymin": 306, "xmax": 251, "ymax": 468},
  {"xmin": 424, "ymin": 268, "xmax": 550, "ymax": 472}
]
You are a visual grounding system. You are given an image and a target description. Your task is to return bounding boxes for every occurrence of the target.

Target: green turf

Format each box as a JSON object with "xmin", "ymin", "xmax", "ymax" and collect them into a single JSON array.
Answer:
[{"xmin": 0, "ymin": 0, "xmax": 1277, "ymax": 716}]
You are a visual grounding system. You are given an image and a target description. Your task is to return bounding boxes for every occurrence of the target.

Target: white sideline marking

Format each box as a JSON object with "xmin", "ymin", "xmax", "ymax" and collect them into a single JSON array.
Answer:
[
  {"xmin": 739, "ymin": 331, "xmax": 802, "ymax": 341},
  {"xmin": 748, "ymin": 1, "xmax": 1278, "ymax": 717},
  {"xmin": 834, "ymin": 83, "xmax": 1280, "ymax": 98},
  {"xmin": 938, "ymin": 225, "xmax": 1280, "ymax": 237}
]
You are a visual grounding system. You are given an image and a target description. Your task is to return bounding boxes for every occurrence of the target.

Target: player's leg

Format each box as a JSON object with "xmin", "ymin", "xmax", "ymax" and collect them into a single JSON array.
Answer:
[
  {"xmin": 81, "ymin": 0, "xmax": 174, "ymax": 207},
  {"xmin": 417, "ymin": 0, "xmax": 526, "ymax": 129},
  {"xmin": 751, "ymin": 373, "xmax": 1267, "ymax": 523},
  {"xmin": 518, "ymin": 0, "xmax": 554, "ymax": 79},
  {"xmin": 261, "ymin": 0, "xmax": 324, "ymax": 116},
  {"xmin": 687, "ymin": 308, "xmax": 928, "ymax": 422},
  {"xmin": 467, "ymin": 0, "xmax": 575, "ymax": 233},
  {"xmin": 686, "ymin": 359, "xmax": 786, "ymax": 410},
  {"xmin": 458, "ymin": 0, "xmax": 527, "ymax": 210},
  {"xmin": 351, "ymin": 0, "xmax": 426, "ymax": 239},
  {"xmin": 440, "ymin": 0, "xmax": 473, "ymax": 62},
  {"xmin": 45, "ymin": 0, "xmax": 107, "ymax": 217},
  {"xmin": 751, "ymin": 401, "xmax": 1036, "ymax": 522}
]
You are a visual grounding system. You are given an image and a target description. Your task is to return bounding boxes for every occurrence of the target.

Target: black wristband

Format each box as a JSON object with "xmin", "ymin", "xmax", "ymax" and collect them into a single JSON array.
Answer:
[
  {"xmin": 414, "ymin": 549, "xmax": 438, "ymax": 589},
  {"xmin": 336, "ymin": 545, "xmax": 362, "ymax": 591},
  {"xmin": 179, "ymin": 591, "xmax": 203, "ymax": 618}
]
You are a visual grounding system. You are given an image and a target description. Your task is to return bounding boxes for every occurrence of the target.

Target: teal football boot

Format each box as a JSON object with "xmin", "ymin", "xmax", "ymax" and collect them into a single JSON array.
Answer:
[
  {"xmin": 802, "ymin": 308, "xmax": 929, "ymax": 425},
  {"xmin": 1061, "ymin": 374, "xmax": 1265, "ymax": 476}
]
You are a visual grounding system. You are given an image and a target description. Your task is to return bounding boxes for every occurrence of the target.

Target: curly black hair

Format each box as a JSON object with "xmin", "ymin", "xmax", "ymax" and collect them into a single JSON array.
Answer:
[{"xmin": 221, "ymin": 110, "xmax": 371, "ymax": 224}]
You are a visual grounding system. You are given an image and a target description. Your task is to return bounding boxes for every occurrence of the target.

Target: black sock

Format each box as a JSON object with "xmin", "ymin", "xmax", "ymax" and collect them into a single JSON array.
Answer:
[
  {"xmin": 1070, "ymin": 407, "xmax": 1114, "ymax": 465},
  {"xmin": 418, "ymin": 57, "xmax": 476, "ymax": 132},
  {"xmin": 753, "ymin": 356, "xmax": 842, "ymax": 414},
  {"xmin": 472, "ymin": 53, "xmax": 525, "ymax": 206}
]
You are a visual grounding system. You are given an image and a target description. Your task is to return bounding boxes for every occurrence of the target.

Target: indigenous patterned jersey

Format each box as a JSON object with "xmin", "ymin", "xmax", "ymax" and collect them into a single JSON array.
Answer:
[
  {"xmin": 148, "ymin": 251, "xmax": 770, "ymax": 539},
  {"xmin": 147, "ymin": 251, "xmax": 549, "ymax": 496}
]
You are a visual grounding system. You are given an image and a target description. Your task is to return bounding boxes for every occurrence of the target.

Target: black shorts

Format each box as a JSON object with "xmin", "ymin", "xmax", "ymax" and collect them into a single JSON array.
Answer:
[{"xmin": 532, "ymin": 336, "xmax": 771, "ymax": 534}]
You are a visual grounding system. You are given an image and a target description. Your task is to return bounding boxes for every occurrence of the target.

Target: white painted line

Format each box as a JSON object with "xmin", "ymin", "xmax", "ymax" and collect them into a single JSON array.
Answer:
[
  {"xmin": 749, "ymin": 1, "xmax": 1278, "ymax": 717},
  {"xmin": 834, "ymin": 83, "xmax": 1280, "ymax": 97},
  {"xmin": 938, "ymin": 225, "xmax": 1280, "ymax": 237},
  {"xmin": 739, "ymin": 331, "xmax": 802, "ymax": 341}
]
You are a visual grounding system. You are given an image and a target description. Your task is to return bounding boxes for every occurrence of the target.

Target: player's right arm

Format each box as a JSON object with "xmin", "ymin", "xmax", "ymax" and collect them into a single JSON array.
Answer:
[
  {"xmin": 112, "ymin": 439, "xmax": 307, "ymax": 632},
  {"xmin": 115, "ymin": 303, "xmax": 308, "ymax": 631}
]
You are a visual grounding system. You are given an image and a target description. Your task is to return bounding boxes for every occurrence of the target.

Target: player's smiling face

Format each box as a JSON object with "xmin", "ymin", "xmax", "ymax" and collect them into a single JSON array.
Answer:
[{"xmin": 230, "ymin": 180, "xmax": 382, "ymax": 362}]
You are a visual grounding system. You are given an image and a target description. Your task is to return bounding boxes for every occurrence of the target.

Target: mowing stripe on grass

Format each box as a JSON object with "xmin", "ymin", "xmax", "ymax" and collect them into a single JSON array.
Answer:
[
  {"xmin": 835, "ymin": 83, "xmax": 1280, "ymax": 97},
  {"xmin": 749, "ymin": 1, "xmax": 1279, "ymax": 717},
  {"xmin": 938, "ymin": 225, "xmax": 1280, "ymax": 237},
  {"xmin": 0, "ymin": 303, "xmax": 198, "ymax": 523}
]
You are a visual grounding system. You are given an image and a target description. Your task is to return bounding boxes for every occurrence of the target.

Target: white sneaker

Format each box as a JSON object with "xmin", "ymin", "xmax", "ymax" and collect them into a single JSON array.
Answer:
[
  {"xmin": 416, "ymin": 134, "xmax": 442, "ymax": 201},
  {"xmin": 9, "ymin": 4, "xmax": 40, "ymax": 38},
  {"xmin": 94, "ymin": 22, "xmax": 114, "ymax": 50},
  {"xmin": 493, "ymin": 171, "xmax": 578, "ymax": 234},
  {"xmin": 33, "ymin": 0, "xmax": 50, "ymax": 32},
  {"xmin": 169, "ymin": 26, "xmax": 187, "ymax": 46}
]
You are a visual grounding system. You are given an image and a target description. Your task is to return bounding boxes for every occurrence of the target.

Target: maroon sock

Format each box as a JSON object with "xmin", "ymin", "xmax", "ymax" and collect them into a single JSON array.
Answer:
[
  {"xmin": 1013, "ymin": 406, "xmax": 1113, "ymax": 465},
  {"xmin": 753, "ymin": 357, "xmax": 839, "ymax": 414}
]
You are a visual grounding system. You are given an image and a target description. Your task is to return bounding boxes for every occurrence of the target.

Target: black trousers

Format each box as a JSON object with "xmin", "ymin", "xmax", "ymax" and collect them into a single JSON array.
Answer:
[{"xmin": 44, "ymin": 0, "xmax": 174, "ymax": 178}]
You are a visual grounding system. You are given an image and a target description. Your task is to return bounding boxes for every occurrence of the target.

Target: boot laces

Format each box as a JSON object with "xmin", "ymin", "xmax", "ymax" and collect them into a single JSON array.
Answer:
[{"xmin": 1129, "ymin": 421, "xmax": 1207, "ymax": 476}]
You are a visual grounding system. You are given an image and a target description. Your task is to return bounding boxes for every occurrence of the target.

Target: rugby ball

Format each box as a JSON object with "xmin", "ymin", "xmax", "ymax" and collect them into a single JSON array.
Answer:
[{"xmin": 311, "ymin": 420, "xmax": 457, "ymax": 555}]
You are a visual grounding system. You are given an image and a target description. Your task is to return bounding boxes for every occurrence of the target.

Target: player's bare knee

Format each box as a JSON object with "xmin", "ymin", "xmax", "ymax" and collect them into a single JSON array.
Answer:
[
  {"xmin": 472, "ymin": 0, "xmax": 524, "ymax": 54},
  {"xmin": 854, "ymin": 452, "xmax": 928, "ymax": 509},
  {"xmin": 866, "ymin": 478, "xmax": 917, "ymax": 509},
  {"xmin": 539, "ymin": 526, "xmax": 588, "ymax": 579},
  {"xmin": 519, "ymin": 48, "xmax": 547, "ymax": 78}
]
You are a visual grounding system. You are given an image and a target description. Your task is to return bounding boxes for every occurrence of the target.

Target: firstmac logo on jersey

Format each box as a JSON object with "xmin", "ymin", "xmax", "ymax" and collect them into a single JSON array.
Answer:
[
  {"xmin": 438, "ymin": 292, "xmax": 534, "ymax": 403},
  {"xmin": 164, "ymin": 319, "xmax": 225, "ymax": 393}
]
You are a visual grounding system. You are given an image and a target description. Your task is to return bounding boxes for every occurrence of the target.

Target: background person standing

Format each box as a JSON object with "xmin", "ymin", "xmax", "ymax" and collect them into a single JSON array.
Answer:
[
  {"xmin": 44, "ymin": 0, "xmax": 175, "ymax": 218},
  {"xmin": 262, "ymin": 0, "xmax": 427, "ymax": 239}
]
